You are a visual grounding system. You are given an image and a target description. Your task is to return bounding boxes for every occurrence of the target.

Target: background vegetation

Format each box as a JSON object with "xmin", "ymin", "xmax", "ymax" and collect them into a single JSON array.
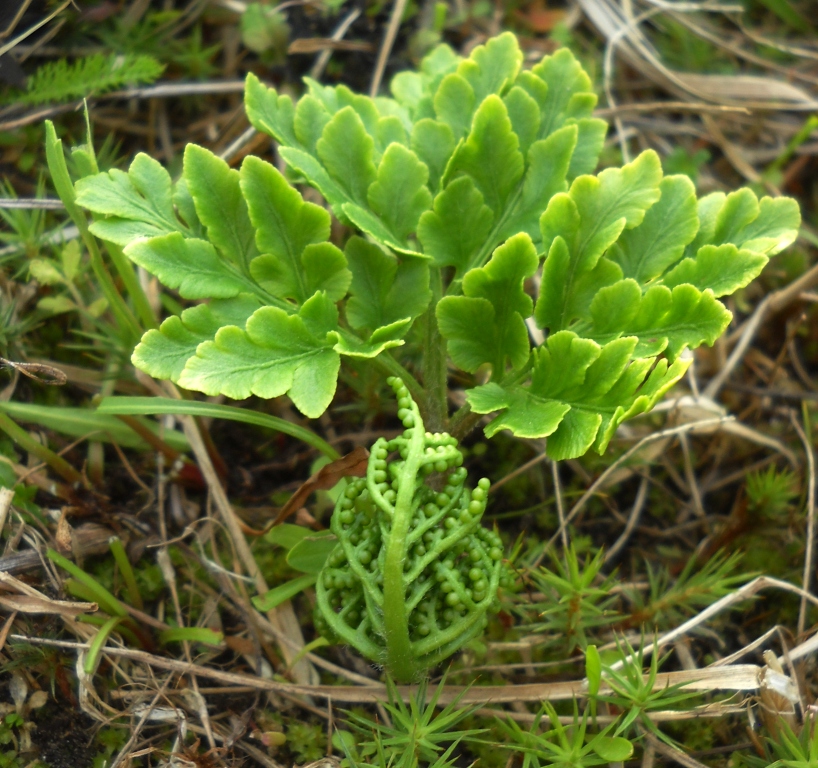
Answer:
[{"xmin": 0, "ymin": 0, "xmax": 817, "ymax": 766}]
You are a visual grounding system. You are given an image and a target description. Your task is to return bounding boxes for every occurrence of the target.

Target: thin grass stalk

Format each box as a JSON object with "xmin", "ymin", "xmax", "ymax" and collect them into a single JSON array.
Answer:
[
  {"xmin": 792, "ymin": 407, "xmax": 816, "ymax": 636},
  {"xmin": 0, "ymin": 411, "xmax": 83, "ymax": 485}
]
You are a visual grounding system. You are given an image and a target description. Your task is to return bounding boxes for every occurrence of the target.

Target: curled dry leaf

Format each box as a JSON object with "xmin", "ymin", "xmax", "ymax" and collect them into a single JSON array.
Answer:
[
  {"xmin": 270, "ymin": 446, "xmax": 370, "ymax": 527},
  {"xmin": 0, "ymin": 357, "xmax": 67, "ymax": 385},
  {"xmin": 27, "ymin": 690, "xmax": 48, "ymax": 710}
]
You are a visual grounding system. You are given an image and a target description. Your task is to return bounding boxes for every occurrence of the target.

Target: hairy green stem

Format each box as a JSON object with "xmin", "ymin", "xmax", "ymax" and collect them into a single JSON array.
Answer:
[
  {"xmin": 381, "ymin": 407, "xmax": 424, "ymax": 682},
  {"xmin": 449, "ymin": 407, "xmax": 483, "ymax": 443},
  {"xmin": 372, "ymin": 352, "xmax": 426, "ymax": 408},
  {"xmin": 422, "ymin": 269, "xmax": 448, "ymax": 432},
  {"xmin": 449, "ymin": 359, "xmax": 535, "ymax": 441}
]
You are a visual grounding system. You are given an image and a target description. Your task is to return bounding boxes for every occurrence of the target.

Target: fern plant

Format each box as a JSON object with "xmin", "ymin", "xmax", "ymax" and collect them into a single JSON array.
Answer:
[
  {"xmin": 65, "ymin": 32, "xmax": 800, "ymax": 677},
  {"xmin": 3, "ymin": 54, "xmax": 163, "ymax": 106},
  {"xmin": 72, "ymin": 33, "xmax": 799, "ymax": 456}
]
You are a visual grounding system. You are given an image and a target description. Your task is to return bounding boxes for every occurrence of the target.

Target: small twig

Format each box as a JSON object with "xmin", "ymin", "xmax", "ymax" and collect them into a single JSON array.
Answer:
[
  {"xmin": 703, "ymin": 295, "xmax": 771, "ymax": 400},
  {"xmin": 219, "ymin": 125, "xmax": 257, "ymax": 163},
  {"xmin": 604, "ymin": 474, "xmax": 650, "ymax": 564},
  {"xmin": 310, "ymin": 7, "xmax": 362, "ymax": 81},
  {"xmin": 642, "ymin": 743, "xmax": 656, "ymax": 768},
  {"xmin": 679, "ymin": 432, "xmax": 707, "ymax": 529},
  {"xmin": 702, "ymin": 114, "xmax": 764, "ymax": 186},
  {"xmin": 788, "ymin": 333, "xmax": 817, "ymax": 392},
  {"xmin": 642, "ymin": 731, "xmax": 710, "ymax": 768},
  {"xmin": 725, "ymin": 262, "xmax": 818, "ymax": 350},
  {"xmin": 611, "ymin": 575, "xmax": 818, "ymax": 671},
  {"xmin": 369, "ymin": 0, "xmax": 409, "ymax": 97},
  {"xmin": 552, "ymin": 461, "xmax": 569, "ymax": 552},
  {"xmin": 0, "ymin": 198, "xmax": 64, "ymax": 209},
  {"xmin": 791, "ymin": 410, "xmax": 816, "ymax": 637},
  {"xmin": 546, "ymin": 416, "xmax": 732, "ymax": 551},
  {"xmin": 722, "ymin": 383, "xmax": 818, "ymax": 402},
  {"xmin": 490, "ymin": 449, "xmax": 547, "ymax": 493}
]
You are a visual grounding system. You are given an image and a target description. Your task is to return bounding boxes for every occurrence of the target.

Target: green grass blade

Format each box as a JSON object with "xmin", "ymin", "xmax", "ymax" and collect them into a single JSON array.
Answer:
[
  {"xmin": 48, "ymin": 548, "xmax": 127, "ymax": 618},
  {"xmin": 97, "ymin": 396, "xmax": 339, "ymax": 459},
  {"xmin": 45, "ymin": 120, "xmax": 142, "ymax": 342},
  {"xmin": 0, "ymin": 411, "xmax": 83, "ymax": 485},
  {"xmin": 109, "ymin": 536, "xmax": 144, "ymax": 610},
  {"xmin": 84, "ymin": 616, "xmax": 122, "ymax": 675},
  {"xmin": 158, "ymin": 627, "xmax": 225, "ymax": 646},
  {"xmin": 0, "ymin": 401, "xmax": 189, "ymax": 452},
  {"xmin": 252, "ymin": 573, "xmax": 317, "ymax": 612}
]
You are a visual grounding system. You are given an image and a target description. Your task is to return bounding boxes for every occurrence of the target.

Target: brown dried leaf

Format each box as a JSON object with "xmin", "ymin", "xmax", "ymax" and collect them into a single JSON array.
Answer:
[
  {"xmin": 0, "ymin": 358, "xmax": 67, "ymax": 386},
  {"xmin": 515, "ymin": 0, "xmax": 566, "ymax": 33},
  {"xmin": 272, "ymin": 446, "xmax": 370, "ymax": 527},
  {"xmin": 55, "ymin": 509, "xmax": 72, "ymax": 553}
]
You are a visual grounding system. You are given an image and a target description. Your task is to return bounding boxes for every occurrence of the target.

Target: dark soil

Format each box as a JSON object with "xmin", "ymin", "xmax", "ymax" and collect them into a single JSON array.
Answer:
[{"xmin": 31, "ymin": 704, "xmax": 96, "ymax": 768}]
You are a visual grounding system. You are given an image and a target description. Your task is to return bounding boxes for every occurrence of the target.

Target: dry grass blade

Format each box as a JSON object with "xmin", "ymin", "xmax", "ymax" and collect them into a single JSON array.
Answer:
[
  {"xmin": 0, "ymin": 522, "xmax": 113, "ymax": 574},
  {"xmin": 288, "ymin": 38, "xmax": 374, "ymax": 54},
  {"xmin": 370, "ymin": 0, "xmax": 410, "ymax": 97},
  {"xmin": 0, "ymin": 0, "xmax": 72, "ymax": 59},
  {"xmin": 681, "ymin": 73, "xmax": 818, "ymax": 110},
  {"xmin": 0, "ymin": 571, "xmax": 96, "ymax": 616},
  {"xmin": 791, "ymin": 411, "xmax": 816, "ymax": 637},
  {"xmin": 705, "ymin": 296, "xmax": 772, "ymax": 399},
  {"xmin": 642, "ymin": 732, "xmax": 710, "ymax": 768},
  {"xmin": 152, "ymin": 378, "xmax": 318, "ymax": 686},
  {"xmin": 604, "ymin": 474, "xmax": 649, "ymax": 563},
  {"xmin": 543, "ymin": 416, "xmax": 733, "ymax": 555},
  {"xmin": 0, "ymin": 198, "xmax": 64, "ymax": 209},
  {"xmin": 9, "ymin": 634, "xmax": 807, "ymax": 705},
  {"xmin": 578, "ymin": 0, "xmax": 818, "ymax": 110}
]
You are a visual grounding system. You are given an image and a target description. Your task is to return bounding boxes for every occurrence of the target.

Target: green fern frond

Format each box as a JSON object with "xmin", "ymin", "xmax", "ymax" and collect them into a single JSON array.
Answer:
[{"xmin": 4, "ymin": 53, "xmax": 164, "ymax": 106}]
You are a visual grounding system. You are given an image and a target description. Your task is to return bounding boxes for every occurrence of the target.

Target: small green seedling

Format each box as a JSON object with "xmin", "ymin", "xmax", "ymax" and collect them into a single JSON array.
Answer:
[{"xmin": 67, "ymin": 32, "xmax": 801, "ymax": 676}]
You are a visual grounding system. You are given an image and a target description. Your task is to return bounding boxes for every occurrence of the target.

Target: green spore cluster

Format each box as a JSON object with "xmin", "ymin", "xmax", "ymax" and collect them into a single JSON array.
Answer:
[{"xmin": 316, "ymin": 377, "xmax": 505, "ymax": 681}]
